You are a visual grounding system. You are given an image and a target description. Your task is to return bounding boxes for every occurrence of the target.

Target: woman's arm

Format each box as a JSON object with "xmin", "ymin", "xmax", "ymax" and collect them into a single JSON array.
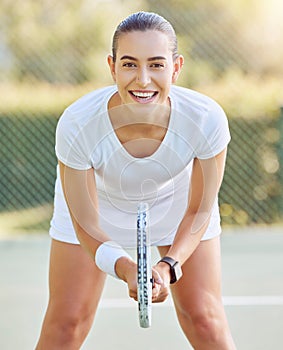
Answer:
[
  {"xmin": 60, "ymin": 161, "xmax": 151, "ymax": 301},
  {"xmin": 59, "ymin": 161, "xmax": 108, "ymax": 254},
  {"xmin": 59, "ymin": 161, "xmax": 163, "ymax": 299},
  {"xmin": 157, "ymin": 148, "xmax": 227, "ymax": 269},
  {"xmin": 59, "ymin": 161, "xmax": 136, "ymax": 278}
]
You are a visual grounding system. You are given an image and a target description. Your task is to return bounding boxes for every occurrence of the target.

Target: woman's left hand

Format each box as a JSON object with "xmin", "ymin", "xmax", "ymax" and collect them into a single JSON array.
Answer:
[{"xmin": 151, "ymin": 264, "xmax": 171, "ymax": 303}]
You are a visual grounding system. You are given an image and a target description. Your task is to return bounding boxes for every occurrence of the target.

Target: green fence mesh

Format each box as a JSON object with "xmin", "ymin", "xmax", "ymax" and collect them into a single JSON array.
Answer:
[{"xmin": 0, "ymin": 0, "xmax": 282, "ymax": 232}]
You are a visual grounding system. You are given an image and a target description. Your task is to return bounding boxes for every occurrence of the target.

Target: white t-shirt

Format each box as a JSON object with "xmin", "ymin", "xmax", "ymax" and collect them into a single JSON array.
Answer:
[{"xmin": 50, "ymin": 85, "xmax": 230, "ymax": 247}]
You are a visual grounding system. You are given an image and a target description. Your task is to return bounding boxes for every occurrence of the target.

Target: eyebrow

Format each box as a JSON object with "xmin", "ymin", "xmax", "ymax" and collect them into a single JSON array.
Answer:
[{"xmin": 120, "ymin": 55, "xmax": 167, "ymax": 61}]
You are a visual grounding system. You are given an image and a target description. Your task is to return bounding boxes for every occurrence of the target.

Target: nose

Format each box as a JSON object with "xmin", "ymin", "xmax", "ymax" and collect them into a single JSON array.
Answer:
[{"xmin": 136, "ymin": 67, "xmax": 151, "ymax": 87}]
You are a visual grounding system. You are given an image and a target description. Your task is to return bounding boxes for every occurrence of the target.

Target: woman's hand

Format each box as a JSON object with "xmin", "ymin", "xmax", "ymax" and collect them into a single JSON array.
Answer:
[
  {"xmin": 115, "ymin": 257, "xmax": 171, "ymax": 303},
  {"xmin": 151, "ymin": 262, "xmax": 171, "ymax": 303},
  {"xmin": 115, "ymin": 256, "xmax": 138, "ymax": 299}
]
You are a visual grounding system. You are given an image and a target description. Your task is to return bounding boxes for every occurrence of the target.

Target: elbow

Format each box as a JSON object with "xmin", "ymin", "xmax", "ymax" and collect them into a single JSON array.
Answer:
[
  {"xmin": 186, "ymin": 209, "xmax": 212, "ymax": 236},
  {"xmin": 72, "ymin": 218, "xmax": 105, "ymax": 245}
]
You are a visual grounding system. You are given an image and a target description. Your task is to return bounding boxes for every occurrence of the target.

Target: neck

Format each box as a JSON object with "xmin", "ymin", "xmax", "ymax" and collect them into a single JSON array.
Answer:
[{"xmin": 108, "ymin": 93, "xmax": 171, "ymax": 129}]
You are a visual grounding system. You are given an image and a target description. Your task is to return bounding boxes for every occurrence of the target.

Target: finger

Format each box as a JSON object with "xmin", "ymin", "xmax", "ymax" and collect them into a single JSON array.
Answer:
[
  {"xmin": 129, "ymin": 283, "xmax": 138, "ymax": 301},
  {"xmin": 152, "ymin": 293, "xmax": 168, "ymax": 303},
  {"xmin": 152, "ymin": 269, "xmax": 163, "ymax": 285},
  {"xmin": 152, "ymin": 283, "xmax": 161, "ymax": 299},
  {"xmin": 129, "ymin": 290, "xmax": 138, "ymax": 301},
  {"xmin": 152, "ymin": 283, "xmax": 170, "ymax": 303}
]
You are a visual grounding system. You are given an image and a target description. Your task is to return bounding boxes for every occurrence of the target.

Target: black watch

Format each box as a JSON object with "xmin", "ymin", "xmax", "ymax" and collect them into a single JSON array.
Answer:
[{"xmin": 158, "ymin": 256, "xmax": 183, "ymax": 284}]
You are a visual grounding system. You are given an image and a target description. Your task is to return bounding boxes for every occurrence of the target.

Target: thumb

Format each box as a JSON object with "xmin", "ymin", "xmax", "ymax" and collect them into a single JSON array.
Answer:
[{"xmin": 152, "ymin": 269, "xmax": 163, "ymax": 285}]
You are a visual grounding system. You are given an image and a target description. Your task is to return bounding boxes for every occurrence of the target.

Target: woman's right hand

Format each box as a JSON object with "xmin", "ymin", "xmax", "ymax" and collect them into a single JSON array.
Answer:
[{"xmin": 115, "ymin": 256, "xmax": 139, "ymax": 300}]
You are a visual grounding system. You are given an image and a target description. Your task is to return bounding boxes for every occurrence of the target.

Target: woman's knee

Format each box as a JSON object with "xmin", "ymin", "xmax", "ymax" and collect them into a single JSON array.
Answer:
[
  {"xmin": 192, "ymin": 310, "xmax": 223, "ymax": 343},
  {"xmin": 44, "ymin": 299, "xmax": 95, "ymax": 343},
  {"xmin": 177, "ymin": 297, "xmax": 226, "ymax": 343}
]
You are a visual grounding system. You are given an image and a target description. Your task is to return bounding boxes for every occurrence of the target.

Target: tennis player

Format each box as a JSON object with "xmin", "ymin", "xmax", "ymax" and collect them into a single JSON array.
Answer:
[{"xmin": 36, "ymin": 11, "xmax": 236, "ymax": 349}]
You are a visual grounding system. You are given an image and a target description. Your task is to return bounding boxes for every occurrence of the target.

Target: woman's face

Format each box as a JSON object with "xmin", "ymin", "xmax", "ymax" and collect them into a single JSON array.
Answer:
[{"xmin": 108, "ymin": 30, "xmax": 183, "ymax": 108}]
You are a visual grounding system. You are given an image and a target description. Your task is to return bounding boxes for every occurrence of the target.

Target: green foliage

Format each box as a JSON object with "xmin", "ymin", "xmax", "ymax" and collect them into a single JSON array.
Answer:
[
  {"xmin": 1, "ymin": 0, "xmax": 283, "ymax": 84},
  {"xmin": 2, "ymin": 69, "xmax": 282, "ymax": 120},
  {"xmin": 147, "ymin": 0, "xmax": 283, "ymax": 77},
  {"xmin": 191, "ymin": 71, "xmax": 283, "ymax": 120},
  {"xmin": 0, "ymin": 0, "xmax": 145, "ymax": 84},
  {"xmin": 0, "ymin": 83, "xmax": 97, "ymax": 114}
]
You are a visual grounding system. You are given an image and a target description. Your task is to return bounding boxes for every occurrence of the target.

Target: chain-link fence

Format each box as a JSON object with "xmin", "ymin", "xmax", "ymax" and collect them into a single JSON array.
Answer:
[{"xmin": 1, "ymin": 0, "xmax": 283, "ymax": 233}]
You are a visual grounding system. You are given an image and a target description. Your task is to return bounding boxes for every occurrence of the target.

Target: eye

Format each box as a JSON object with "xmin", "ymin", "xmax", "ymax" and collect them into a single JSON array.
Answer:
[
  {"xmin": 122, "ymin": 62, "xmax": 137, "ymax": 68},
  {"xmin": 150, "ymin": 63, "xmax": 165, "ymax": 69}
]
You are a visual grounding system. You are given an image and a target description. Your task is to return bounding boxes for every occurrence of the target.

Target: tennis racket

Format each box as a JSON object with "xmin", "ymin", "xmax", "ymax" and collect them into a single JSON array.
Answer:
[{"xmin": 137, "ymin": 202, "xmax": 153, "ymax": 328}]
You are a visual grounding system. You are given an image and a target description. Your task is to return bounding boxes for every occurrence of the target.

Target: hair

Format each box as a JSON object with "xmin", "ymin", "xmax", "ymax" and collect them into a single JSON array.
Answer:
[{"xmin": 112, "ymin": 11, "xmax": 178, "ymax": 62}]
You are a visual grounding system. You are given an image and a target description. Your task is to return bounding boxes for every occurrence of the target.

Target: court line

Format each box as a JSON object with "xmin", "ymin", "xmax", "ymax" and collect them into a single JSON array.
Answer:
[
  {"xmin": 223, "ymin": 296, "xmax": 283, "ymax": 306},
  {"xmin": 100, "ymin": 296, "xmax": 283, "ymax": 309}
]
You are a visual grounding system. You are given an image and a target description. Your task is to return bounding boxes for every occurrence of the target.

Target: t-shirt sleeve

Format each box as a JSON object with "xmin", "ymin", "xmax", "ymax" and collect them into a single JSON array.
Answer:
[
  {"xmin": 195, "ymin": 101, "xmax": 231, "ymax": 159},
  {"xmin": 55, "ymin": 109, "xmax": 92, "ymax": 170}
]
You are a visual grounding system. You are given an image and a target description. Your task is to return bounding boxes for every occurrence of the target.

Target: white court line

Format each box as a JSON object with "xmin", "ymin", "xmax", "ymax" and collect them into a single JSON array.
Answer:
[
  {"xmin": 223, "ymin": 296, "xmax": 283, "ymax": 306},
  {"xmin": 100, "ymin": 296, "xmax": 283, "ymax": 309}
]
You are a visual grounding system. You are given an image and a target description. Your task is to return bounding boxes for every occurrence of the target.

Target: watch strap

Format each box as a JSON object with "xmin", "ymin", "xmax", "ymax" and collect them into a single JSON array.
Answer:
[
  {"xmin": 159, "ymin": 256, "xmax": 176, "ymax": 267},
  {"xmin": 158, "ymin": 256, "xmax": 180, "ymax": 284}
]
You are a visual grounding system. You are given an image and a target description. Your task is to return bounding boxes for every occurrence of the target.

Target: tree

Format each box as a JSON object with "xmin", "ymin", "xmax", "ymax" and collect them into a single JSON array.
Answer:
[{"xmin": 0, "ymin": 0, "xmax": 144, "ymax": 84}]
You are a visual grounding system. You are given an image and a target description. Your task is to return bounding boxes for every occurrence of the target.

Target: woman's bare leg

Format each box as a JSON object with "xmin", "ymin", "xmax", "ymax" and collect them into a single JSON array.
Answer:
[
  {"xmin": 36, "ymin": 239, "xmax": 106, "ymax": 350},
  {"xmin": 159, "ymin": 237, "xmax": 236, "ymax": 350}
]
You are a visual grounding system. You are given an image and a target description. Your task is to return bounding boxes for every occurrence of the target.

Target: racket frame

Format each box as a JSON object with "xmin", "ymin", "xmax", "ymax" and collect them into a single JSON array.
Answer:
[{"xmin": 137, "ymin": 202, "xmax": 152, "ymax": 328}]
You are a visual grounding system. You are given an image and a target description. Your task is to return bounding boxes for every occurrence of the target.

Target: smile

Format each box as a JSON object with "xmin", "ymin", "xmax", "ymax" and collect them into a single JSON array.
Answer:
[{"xmin": 129, "ymin": 91, "xmax": 158, "ymax": 103}]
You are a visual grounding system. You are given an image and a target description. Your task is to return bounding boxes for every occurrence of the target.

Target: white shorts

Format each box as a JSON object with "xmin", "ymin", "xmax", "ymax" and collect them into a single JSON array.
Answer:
[{"xmin": 49, "ymin": 168, "xmax": 222, "ymax": 248}]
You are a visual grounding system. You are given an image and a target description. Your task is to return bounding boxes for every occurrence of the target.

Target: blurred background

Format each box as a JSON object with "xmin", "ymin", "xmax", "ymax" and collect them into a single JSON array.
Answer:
[
  {"xmin": 0, "ymin": 0, "xmax": 283, "ymax": 235},
  {"xmin": 1, "ymin": 1, "xmax": 283, "ymax": 349}
]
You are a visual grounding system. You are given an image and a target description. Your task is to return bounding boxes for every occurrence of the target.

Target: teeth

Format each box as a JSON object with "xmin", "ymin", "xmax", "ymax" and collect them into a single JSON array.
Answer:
[{"xmin": 132, "ymin": 91, "xmax": 155, "ymax": 98}]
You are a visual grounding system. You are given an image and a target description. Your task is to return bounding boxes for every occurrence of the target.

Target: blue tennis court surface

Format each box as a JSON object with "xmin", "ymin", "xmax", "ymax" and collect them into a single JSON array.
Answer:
[{"xmin": 0, "ymin": 227, "xmax": 282, "ymax": 349}]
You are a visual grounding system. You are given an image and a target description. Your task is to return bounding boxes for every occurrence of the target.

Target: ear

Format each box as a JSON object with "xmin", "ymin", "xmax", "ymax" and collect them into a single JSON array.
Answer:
[
  {"xmin": 107, "ymin": 55, "xmax": 116, "ymax": 82},
  {"xmin": 172, "ymin": 55, "xmax": 184, "ymax": 83}
]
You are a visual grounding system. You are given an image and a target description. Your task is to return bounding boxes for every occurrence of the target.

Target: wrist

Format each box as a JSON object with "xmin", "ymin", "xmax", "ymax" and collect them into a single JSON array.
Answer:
[
  {"xmin": 115, "ymin": 256, "xmax": 136, "ymax": 282},
  {"xmin": 95, "ymin": 241, "xmax": 133, "ymax": 279},
  {"xmin": 158, "ymin": 261, "xmax": 171, "ymax": 273},
  {"xmin": 156, "ymin": 261, "xmax": 171, "ymax": 283},
  {"xmin": 158, "ymin": 256, "xmax": 183, "ymax": 284}
]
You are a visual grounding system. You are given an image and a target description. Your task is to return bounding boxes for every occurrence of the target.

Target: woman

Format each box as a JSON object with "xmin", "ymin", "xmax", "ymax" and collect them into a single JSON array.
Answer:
[{"xmin": 36, "ymin": 11, "xmax": 236, "ymax": 349}]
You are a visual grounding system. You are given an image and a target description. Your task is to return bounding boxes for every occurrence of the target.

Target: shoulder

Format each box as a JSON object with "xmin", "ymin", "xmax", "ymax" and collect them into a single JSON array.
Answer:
[
  {"xmin": 57, "ymin": 85, "xmax": 116, "ymax": 133},
  {"xmin": 56, "ymin": 85, "xmax": 117, "ymax": 143},
  {"xmin": 169, "ymin": 86, "xmax": 230, "ymax": 157},
  {"xmin": 170, "ymin": 85, "xmax": 225, "ymax": 117},
  {"xmin": 55, "ymin": 86, "xmax": 117, "ymax": 169},
  {"xmin": 65, "ymin": 85, "xmax": 117, "ymax": 117},
  {"xmin": 170, "ymin": 85, "xmax": 228, "ymax": 135}
]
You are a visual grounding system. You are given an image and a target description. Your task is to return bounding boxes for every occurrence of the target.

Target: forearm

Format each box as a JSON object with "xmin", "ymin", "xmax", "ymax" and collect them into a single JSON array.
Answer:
[
  {"xmin": 165, "ymin": 210, "xmax": 211, "ymax": 265},
  {"xmin": 59, "ymin": 162, "xmax": 135, "ymax": 280},
  {"xmin": 166, "ymin": 150, "xmax": 227, "ymax": 265},
  {"xmin": 60, "ymin": 162, "xmax": 110, "ymax": 258},
  {"xmin": 72, "ymin": 219, "xmax": 108, "ymax": 258},
  {"xmin": 74, "ymin": 221, "xmax": 135, "ymax": 279}
]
